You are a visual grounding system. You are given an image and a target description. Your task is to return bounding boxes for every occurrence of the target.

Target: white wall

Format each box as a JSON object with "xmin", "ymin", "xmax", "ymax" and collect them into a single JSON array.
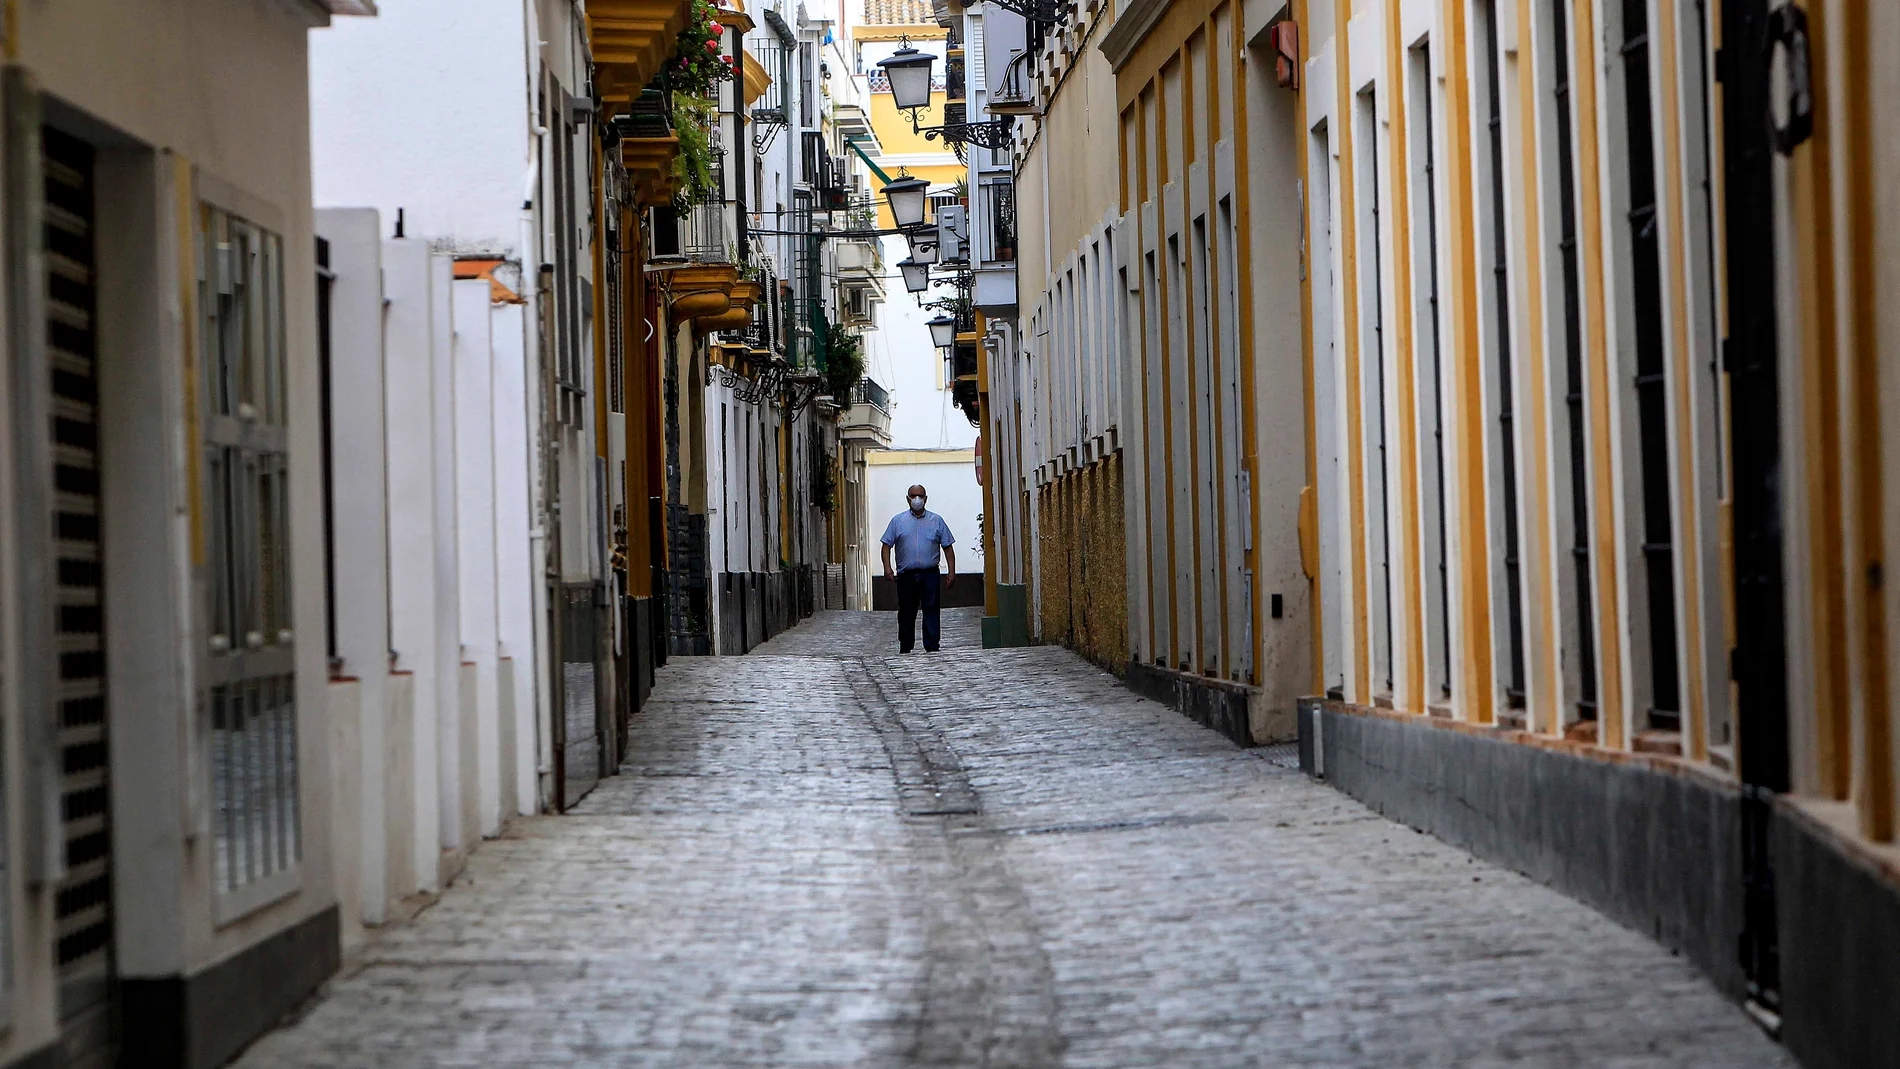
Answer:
[
  {"xmin": 452, "ymin": 280, "xmax": 503, "ymax": 840},
  {"xmin": 490, "ymin": 302, "xmax": 538, "ymax": 817},
  {"xmin": 868, "ymin": 456, "xmax": 986, "ymax": 575},
  {"xmin": 380, "ymin": 237, "xmax": 444, "ymax": 893},
  {"xmin": 869, "ymin": 236, "xmax": 980, "ymax": 451},
  {"xmin": 310, "ymin": 0, "xmax": 532, "ymax": 256},
  {"xmin": 316, "ymin": 208, "xmax": 392, "ymax": 927}
]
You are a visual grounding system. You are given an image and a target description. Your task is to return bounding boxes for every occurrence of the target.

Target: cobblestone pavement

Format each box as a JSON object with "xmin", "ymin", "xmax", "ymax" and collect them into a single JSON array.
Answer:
[{"xmin": 238, "ymin": 609, "xmax": 1792, "ymax": 1068}]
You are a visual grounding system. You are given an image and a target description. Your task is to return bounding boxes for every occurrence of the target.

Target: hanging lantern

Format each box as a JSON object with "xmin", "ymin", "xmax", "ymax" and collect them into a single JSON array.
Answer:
[
  {"xmin": 899, "ymin": 258, "xmax": 931, "ymax": 293},
  {"xmin": 928, "ymin": 314, "xmax": 957, "ymax": 349},
  {"xmin": 906, "ymin": 231, "xmax": 939, "ymax": 264},
  {"xmin": 882, "ymin": 175, "xmax": 931, "ymax": 230},
  {"xmin": 875, "ymin": 45, "xmax": 937, "ymax": 112}
]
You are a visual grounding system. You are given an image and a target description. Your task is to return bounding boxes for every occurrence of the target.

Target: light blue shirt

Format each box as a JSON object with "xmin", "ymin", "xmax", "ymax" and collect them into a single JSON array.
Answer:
[{"xmin": 881, "ymin": 509, "xmax": 955, "ymax": 572}]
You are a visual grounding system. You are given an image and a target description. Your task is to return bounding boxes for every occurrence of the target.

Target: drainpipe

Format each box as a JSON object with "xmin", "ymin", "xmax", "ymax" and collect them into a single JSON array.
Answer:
[{"xmin": 522, "ymin": 124, "xmax": 556, "ymax": 813}]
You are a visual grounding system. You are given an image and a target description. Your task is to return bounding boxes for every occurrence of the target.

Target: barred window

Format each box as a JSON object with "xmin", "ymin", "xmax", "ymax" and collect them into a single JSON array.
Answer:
[{"xmin": 199, "ymin": 203, "xmax": 299, "ymax": 910}]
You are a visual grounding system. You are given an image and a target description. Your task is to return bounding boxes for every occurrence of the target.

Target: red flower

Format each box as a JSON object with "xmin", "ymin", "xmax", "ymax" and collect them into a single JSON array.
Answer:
[{"xmin": 705, "ymin": 38, "xmax": 720, "ymax": 52}]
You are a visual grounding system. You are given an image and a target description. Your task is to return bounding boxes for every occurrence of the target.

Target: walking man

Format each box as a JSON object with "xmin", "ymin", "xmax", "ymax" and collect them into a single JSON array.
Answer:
[{"xmin": 881, "ymin": 484, "xmax": 957, "ymax": 652}]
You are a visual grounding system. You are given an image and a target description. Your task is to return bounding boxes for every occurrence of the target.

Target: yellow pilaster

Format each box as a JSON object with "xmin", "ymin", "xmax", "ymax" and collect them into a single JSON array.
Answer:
[
  {"xmin": 1443, "ymin": 0, "xmax": 1495, "ymax": 723},
  {"xmin": 1383, "ymin": 0, "xmax": 1425, "ymax": 712}
]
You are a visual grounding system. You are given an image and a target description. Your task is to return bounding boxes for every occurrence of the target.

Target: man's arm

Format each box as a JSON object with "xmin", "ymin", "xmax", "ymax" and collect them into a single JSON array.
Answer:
[
  {"xmin": 882, "ymin": 541, "xmax": 895, "ymax": 580},
  {"xmin": 942, "ymin": 545, "xmax": 957, "ymax": 587}
]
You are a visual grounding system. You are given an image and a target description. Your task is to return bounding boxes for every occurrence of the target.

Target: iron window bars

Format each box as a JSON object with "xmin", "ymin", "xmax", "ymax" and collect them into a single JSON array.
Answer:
[{"xmin": 199, "ymin": 202, "xmax": 300, "ymax": 911}]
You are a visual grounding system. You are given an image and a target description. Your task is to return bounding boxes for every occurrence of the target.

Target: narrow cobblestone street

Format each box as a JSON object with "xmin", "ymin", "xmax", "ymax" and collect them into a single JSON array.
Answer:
[{"xmin": 238, "ymin": 611, "xmax": 1791, "ymax": 1068}]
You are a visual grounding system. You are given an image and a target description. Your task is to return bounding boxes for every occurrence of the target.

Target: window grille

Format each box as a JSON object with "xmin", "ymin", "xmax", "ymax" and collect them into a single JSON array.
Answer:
[
  {"xmin": 1549, "ymin": 0, "xmax": 1598, "ymax": 722},
  {"xmin": 199, "ymin": 203, "xmax": 299, "ymax": 907},
  {"xmin": 1361, "ymin": 88, "xmax": 1393, "ymax": 694},
  {"xmin": 751, "ymin": 30, "xmax": 792, "ymax": 150},
  {"xmin": 1417, "ymin": 43, "xmax": 1453, "ymax": 699},
  {"xmin": 1481, "ymin": 0, "xmax": 1528, "ymax": 708},
  {"xmin": 1618, "ymin": 0, "xmax": 1682, "ymax": 726},
  {"xmin": 982, "ymin": 180, "xmax": 1016, "ymax": 262},
  {"xmin": 799, "ymin": 42, "xmax": 816, "ymax": 127}
]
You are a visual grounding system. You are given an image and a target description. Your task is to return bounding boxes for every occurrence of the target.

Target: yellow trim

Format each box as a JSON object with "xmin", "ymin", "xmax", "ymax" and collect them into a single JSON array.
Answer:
[
  {"xmin": 1336, "ymin": 14, "xmax": 1371, "ymax": 702},
  {"xmin": 1385, "ymin": 0, "xmax": 1425, "ymax": 712},
  {"xmin": 1514, "ymin": 0, "xmax": 1562, "ymax": 733},
  {"xmin": 1113, "ymin": 0, "xmax": 1223, "ymax": 110},
  {"xmin": 176, "ymin": 155, "xmax": 204, "ymax": 566},
  {"xmin": 1294, "ymin": 0, "xmax": 1319, "ymax": 697},
  {"xmin": 1842, "ymin": 0, "xmax": 1893, "ymax": 841},
  {"xmin": 593, "ymin": 157, "xmax": 611, "ymax": 460},
  {"xmin": 852, "ymin": 25, "xmax": 948, "ymax": 41},
  {"xmin": 866, "ymin": 448, "xmax": 977, "ymax": 465},
  {"xmin": 1444, "ymin": 0, "xmax": 1494, "ymax": 723},
  {"xmin": 1789, "ymin": 2, "xmax": 1849, "ymax": 793}
]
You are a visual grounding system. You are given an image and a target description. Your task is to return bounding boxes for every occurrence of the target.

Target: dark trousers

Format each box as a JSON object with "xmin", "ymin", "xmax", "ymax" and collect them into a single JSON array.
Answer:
[{"xmin": 896, "ymin": 569, "xmax": 942, "ymax": 652}]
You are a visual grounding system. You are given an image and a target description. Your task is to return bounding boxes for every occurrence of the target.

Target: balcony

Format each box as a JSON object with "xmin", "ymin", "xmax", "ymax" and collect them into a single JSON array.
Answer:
[
  {"xmin": 681, "ymin": 195, "xmax": 731, "ymax": 265},
  {"xmin": 836, "ymin": 237, "xmax": 880, "ymax": 274},
  {"xmin": 988, "ymin": 50, "xmax": 1038, "ymax": 116},
  {"xmin": 974, "ymin": 178, "xmax": 1017, "ymax": 313},
  {"xmin": 666, "ymin": 202, "xmax": 741, "ymax": 324},
  {"xmin": 841, "ymin": 377, "xmax": 893, "ymax": 446},
  {"xmin": 619, "ymin": 90, "xmax": 682, "ymax": 207},
  {"xmin": 587, "ymin": 0, "xmax": 693, "ymax": 108}
]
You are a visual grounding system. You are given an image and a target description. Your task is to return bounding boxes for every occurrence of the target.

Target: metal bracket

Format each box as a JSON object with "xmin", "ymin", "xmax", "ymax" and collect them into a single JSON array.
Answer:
[
  {"xmin": 986, "ymin": 0, "xmax": 1066, "ymax": 26},
  {"xmin": 920, "ymin": 119, "xmax": 1015, "ymax": 150}
]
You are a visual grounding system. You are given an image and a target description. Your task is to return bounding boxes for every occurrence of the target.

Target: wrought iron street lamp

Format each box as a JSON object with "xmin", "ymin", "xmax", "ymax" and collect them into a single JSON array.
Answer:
[
  {"xmin": 906, "ymin": 231, "xmax": 939, "ymax": 264},
  {"xmin": 875, "ymin": 45, "xmax": 937, "ymax": 111},
  {"xmin": 881, "ymin": 44, "xmax": 1014, "ymax": 149},
  {"xmin": 899, "ymin": 258, "xmax": 931, "ymax": 294},
  {"xmin": 882, "ymin": 175, "xmax": 931, "ymax": 230},
  {"xmin": 928, "ymin": 314, "xmax": 957, "ymax": 349}
]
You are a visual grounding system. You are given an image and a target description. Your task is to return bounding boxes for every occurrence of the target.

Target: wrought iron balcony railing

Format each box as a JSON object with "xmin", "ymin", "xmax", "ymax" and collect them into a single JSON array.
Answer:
[
  {"xmin": 850, "ymin": 377, "xmax": 891, "ymax": 412},
  {"xmin": 989, "ymin": 50, "xmax": 1036, "ymax": 115},
  {"xmin": 982, "ymin": 180, "xmax": 1016, "ymax": 263}
]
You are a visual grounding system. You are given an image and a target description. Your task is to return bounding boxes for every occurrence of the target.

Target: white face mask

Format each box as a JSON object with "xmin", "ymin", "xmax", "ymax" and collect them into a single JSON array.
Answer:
[{"xmin": 909, "ymin": 496, "xmax": 925, "ymax": 512}]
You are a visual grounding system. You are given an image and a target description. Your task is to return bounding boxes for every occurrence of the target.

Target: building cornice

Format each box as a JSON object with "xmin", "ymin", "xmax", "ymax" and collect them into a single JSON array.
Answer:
[{"xmin": 1097, "ymin": 0, "xmax": 1164, "ymax": 71}]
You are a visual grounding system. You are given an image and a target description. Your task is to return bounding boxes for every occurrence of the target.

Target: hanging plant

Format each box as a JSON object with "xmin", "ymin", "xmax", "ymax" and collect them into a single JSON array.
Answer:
[
  {"xmin": 672, "ymin": 94, "xmax": 719, "ymax": 212},
  {"xmin": 670, "ymin": 0, "xmax": 737, "ymax": 98},
  {"xmin": 824, "ymin": 329, "xmax": 864, "ymax": 400}
]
